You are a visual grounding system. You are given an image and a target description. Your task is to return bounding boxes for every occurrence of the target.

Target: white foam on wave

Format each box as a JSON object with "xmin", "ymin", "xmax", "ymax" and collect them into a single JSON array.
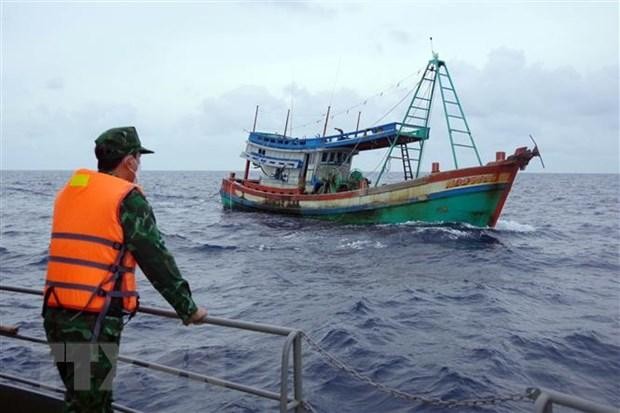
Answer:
[
  {"xmin": 494, "ymin": 219, "xmax": 536, "ymax": 233},
  {"xmin": 416, "ymin": 226, "xmax": 471, "ymax": 239},
  {"xmin": 337, "ymin": 239, "xmax": 387, "ymax": 250},
  {"xmin": 381, "ymin": 219, "xmax": 536, "ymax": 236}
]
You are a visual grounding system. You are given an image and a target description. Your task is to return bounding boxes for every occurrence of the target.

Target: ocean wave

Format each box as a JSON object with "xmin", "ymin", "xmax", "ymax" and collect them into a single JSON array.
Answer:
[
  {"xmin": 337, "ymin": 239, "xmax": 387, "ymax": 250},
  {"xmin": 509, "ymin": 332, "xmax": 620, "ymax": 378},
  {"xmin": 251, "ymin": 243, "xmax": 302, "ymax": 252},
  {"xmin": 433, "ymin": 291, "xmax": 487, "ymax": 303},
  {"xmin": 159, "ymin": 232, "xmax": 190, "ymax": 241},
  {"xmin": 385, "ymin": 223, "xmax": 503, "ymax": 245},
  {"xmin": 1, "ymin": 230, "xmax": 26, "ymax": 236},
  {"xmin": 494, "ymin": 220, "xmax": 536, "ymax": 233},
  {"xmin": 429, "ymin": 366, "xmax": 489, "ymax": 396},
  {"xmin": 321, "ymin": 328, "xmax": 358, "ymax": 349},
  {"xmin": 27, "ymin": 254, "xmax": 48, "ymax": 268},
  {"xmin": 188, "ymin": 243, "xmax": 237, "ymax": 253},
  {"xmin": 2, "ymin": 186, "xmax": 55, "ymax": 197},
  {"xmin": 351, "ymin": 299, "xmax": 373, "ymax": 315}
]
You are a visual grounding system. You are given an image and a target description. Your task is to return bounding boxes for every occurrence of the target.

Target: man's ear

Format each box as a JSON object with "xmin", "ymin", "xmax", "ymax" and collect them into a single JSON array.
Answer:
[{"xmin": 122, "ymin": 154, "xmax": 135, "ymax": 169}]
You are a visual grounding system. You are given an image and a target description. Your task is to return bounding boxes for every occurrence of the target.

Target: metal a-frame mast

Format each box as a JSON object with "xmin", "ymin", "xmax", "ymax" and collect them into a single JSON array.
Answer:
[{"xmin": 375, "ymin": 54, "xmax": 482, "ymax": 187}]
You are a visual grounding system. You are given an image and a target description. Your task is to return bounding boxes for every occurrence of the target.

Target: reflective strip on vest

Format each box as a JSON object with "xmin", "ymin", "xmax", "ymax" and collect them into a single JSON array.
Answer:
[
  {"xmin": 48, "ymin": 256, "xmax": 135, "ymax": 274},
  {"xmin": 51, "ymin": 232, "xmax": 123, "ymax": 250}
]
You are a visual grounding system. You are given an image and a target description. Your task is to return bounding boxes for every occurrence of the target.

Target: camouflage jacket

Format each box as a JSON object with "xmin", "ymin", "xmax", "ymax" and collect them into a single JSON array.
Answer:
[
  {"xmin": 45, "ymin": 188, "xmax": 198, "ymax": 328},
  {"xmin": 119, "ymin": 189, "xmax": 198, "ymax": 323}
]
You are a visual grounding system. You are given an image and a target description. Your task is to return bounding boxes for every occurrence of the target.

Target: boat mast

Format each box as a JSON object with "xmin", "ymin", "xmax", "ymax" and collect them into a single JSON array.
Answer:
[
  {"xmin": 322, "ymin": 106, "xmax": 331, "ymax": 137},
  {"xmin": 252, "ymin": 105, "xmax": 259, "ymax": 132},
  {"xmin": 245, "ymin": 105, "xmax": 260, "ymax": 181},
  {"xmin": 375, "ymin": 58, "xmax": 436, "ymax": 186},
  {"xmin": 283, "ymin": 109, "xmax": 290, "ymax": 137},
  {"xmin": 374, "ymin": 53, "xmax": 482, "ymax": 186},
  {"xmin": 435, "ymin": 57, "xmax": 482, "ymax": 168}
]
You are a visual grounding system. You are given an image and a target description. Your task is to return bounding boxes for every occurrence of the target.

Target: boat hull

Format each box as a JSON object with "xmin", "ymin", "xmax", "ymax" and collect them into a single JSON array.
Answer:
[{"xmin": 220, "ymin": 150, "xmax": 536, "ymax": 227}]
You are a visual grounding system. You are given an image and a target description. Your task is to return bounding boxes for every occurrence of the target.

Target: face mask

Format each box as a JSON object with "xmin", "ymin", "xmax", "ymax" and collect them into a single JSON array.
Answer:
[{"xmin": 127, "ymin": 156, "xmax": 140, "ymax": 183}]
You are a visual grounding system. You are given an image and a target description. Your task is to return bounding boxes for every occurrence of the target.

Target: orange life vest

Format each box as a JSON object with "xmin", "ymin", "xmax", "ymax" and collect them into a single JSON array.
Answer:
[{"xmin": 43, "ymin": 169, "xmax": 140, "ymax": 327}]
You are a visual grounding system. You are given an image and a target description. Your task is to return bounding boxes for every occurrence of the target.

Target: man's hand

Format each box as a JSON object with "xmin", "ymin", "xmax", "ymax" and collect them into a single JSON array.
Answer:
[{"xmin": 185, "ymin": 306, "xmax": 208, "ymax": 325}]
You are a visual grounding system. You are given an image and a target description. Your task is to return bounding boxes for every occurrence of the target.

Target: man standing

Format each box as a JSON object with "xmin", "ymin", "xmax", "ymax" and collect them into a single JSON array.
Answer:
[{"xmin": 43, "ymin": 126, "xmax": 207, "ymax": 412}]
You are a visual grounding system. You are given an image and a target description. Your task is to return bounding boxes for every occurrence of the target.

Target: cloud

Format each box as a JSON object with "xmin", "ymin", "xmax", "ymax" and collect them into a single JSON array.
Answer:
[
  {"xmin": 446, "ymin": 48, "xmax": 619, "ymax": 172},
  {"xmin": 388, "ymin": 29, "xmax": 411, "ymax": 44},
  {"xmin": 265, "ymin": 0, "xmax": 336, "ymax": 17},
  {"xmin": 2, "ymin": 47, "xmax": 617, "ymax": 173},
  {"xmin": 45, "ymin": 77, "xmax": 64, "ymax": 90},
  {"xmin": 1, "ymin": 101, "xmax": 139, "ymax": 170}
]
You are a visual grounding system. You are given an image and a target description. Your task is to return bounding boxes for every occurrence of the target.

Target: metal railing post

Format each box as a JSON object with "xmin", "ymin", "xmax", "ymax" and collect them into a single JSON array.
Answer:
[
  {"xmin": 280, "ymin": 332, "xmax": 296, "ymax": 412},
  {"xmin": 529, "ymin": 387, "xmax": 618, "ymax": 413},
  {"xmin": 533, "ymin": 391, "xmax": 553, "ymax": 413},
  {"xmin": 293, "ymin": 333, "xmax": 303, "ymax": 413}
]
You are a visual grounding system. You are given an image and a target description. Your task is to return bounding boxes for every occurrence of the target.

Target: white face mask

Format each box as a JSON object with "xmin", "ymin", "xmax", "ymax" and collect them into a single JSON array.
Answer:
[{"xmin": 127, "ymin": 155, "xmax": 140, "ymax": 183}]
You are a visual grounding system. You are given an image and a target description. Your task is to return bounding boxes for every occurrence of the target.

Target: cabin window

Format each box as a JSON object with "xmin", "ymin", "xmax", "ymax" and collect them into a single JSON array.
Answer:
[{"xmin": 322, "ymin": 153, "xmax": 327, "ymax": 162}]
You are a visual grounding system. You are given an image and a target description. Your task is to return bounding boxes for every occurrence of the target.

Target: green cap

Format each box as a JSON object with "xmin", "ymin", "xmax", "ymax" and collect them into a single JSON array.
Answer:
[{"xmin": 94, "ymin": 126, "xmax": 154, "ymax": 161}]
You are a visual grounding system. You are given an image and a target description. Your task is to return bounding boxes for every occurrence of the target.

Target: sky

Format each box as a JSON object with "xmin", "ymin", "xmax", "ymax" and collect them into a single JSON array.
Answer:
[{"xmin": 1, "ymin": 0, "xmax": 618, "ymax": 173}]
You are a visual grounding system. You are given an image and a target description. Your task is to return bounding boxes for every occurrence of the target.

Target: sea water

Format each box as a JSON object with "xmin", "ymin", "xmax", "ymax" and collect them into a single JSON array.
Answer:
[{"xmin": 1, "ymin": 171, "xmax": 618, "ymax": 412}]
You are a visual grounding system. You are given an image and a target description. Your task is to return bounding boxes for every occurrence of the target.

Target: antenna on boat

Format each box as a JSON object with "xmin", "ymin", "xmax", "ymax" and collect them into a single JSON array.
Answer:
[
  {"xmin": 322, "ymin": 106, "xmax": 331, "ymax": 137},
  {"xmin": 355, "ymin": 111, "xmax": 362, "ymax": 137},
  {"xmin": 430, "ymin": 36, "xmax": 439, "ymax": 59},
  {"xmin": 252, "ymin": 105, "xmax": 259, "ymax": 132}
]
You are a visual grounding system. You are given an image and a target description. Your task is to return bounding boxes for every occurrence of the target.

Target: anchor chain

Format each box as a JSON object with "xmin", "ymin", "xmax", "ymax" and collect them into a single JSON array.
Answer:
[{"xmin": 301, "ymin": 332, "xmax": 533, "ymax": 409}]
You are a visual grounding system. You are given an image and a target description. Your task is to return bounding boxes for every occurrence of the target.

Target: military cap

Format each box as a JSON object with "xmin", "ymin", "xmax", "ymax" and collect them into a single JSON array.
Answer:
[{"xmin": 94, "ymin": 126, "xmax": 154, "ymax": 161}]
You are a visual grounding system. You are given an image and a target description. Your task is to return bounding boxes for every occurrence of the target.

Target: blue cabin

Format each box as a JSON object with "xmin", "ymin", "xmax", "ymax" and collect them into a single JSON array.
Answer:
[{"xmin": 242, "ymin": 122, "xmax": 429, "ymax": 192}]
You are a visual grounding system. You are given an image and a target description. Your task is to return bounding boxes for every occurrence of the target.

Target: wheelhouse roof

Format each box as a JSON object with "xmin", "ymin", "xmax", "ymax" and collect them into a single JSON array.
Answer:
[{"xmin": 248, "ymin": 122, "xmax": 429, "ymax": 152}]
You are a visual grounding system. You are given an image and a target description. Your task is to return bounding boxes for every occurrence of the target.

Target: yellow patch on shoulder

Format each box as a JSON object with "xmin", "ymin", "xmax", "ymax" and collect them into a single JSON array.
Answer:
[{"xmin": 69, "ymin": 174, "xmax": 90, "ymax": 187}]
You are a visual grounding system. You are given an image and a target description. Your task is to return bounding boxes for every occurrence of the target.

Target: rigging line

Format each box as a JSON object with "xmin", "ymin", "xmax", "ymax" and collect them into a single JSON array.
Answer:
[
  {"xmin": 304, "ymin": 66, "xmax": 424, "ymax": 128},
  {"xmin": 330, "ymin": 84, "xmax": 412, "ymax": 118},
  {"xmin": 325, "ymin": 68, "xmax": 423, "ymax": 124},
  {"xmin": 283, "ymin": 66, "xmax": 426, "ymax": 132},
  {"xmin": 372, "ymin": 86, "xmax": 416, "ymax": 126},
  {"xmin": 294, "ymin": 81, "xmax": 414, "ymax": 132},
  {"xmin": 342, "ymin": 133, "xmax": 364, "ymax": 166},
  {"xmin": 329, "ymin": 57, "xmax": 342, "ymax": 107},
  {"xmin": 369, "ymin": 140, "xmax": 394, "ymax": 176}
]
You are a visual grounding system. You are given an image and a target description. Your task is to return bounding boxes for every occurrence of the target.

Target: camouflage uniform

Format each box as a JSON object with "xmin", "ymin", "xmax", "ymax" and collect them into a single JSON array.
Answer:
[{"xmin": 44, "ymin": 127, "xmax": 198, "ymax": 412}]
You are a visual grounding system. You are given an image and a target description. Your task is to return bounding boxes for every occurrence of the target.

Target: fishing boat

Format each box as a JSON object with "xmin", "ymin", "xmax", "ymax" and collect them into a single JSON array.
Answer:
[{"xmin": 220, "ymin": 53, "xmax": 540, "ymax": 227}]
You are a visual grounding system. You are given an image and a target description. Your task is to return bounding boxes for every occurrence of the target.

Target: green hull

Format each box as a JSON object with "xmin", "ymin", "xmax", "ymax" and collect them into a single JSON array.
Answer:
[
  {"xmin": 221, "ymin": 186, "xmax": 505, "ymax": 227},
  {"xmin": 304, "ymin": 189, "xmax": 503, "ymax": 226}
]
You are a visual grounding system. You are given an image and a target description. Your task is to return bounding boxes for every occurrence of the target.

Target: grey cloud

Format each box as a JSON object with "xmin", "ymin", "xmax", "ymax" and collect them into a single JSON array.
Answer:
[
  {"xmin": 448, "ymin": 48, "xmax": 618, "ymax": 171},
  {"xmin": 266, "ymin": 0, "xmax": 336, "ymax": 17},
  {"xmin": 3, "ymin": 47, "xmax": 617, "ymax": 173},
  {"xmin": 388, "ymin": 30, "xmax": 411, "ymax": 44},
  {"xmin": 45, "ymin": 77, "xmax": 64, "ymax": 90},
  {"xmin": 2, "ymin": 101, "xmax": 139, "ymax": 170}
]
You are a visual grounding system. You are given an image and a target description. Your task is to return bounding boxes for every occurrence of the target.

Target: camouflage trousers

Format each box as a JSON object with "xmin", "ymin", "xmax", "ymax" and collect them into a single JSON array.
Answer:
[{"xmin": 43, "ymin": 308, "xmax": 124, "ymax": 413}]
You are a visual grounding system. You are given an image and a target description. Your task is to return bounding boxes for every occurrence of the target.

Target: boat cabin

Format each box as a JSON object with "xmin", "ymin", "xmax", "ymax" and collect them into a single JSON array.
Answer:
[{"xmin": 241, "ymin": 122, "xmax": 428, "ymax": 194}]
